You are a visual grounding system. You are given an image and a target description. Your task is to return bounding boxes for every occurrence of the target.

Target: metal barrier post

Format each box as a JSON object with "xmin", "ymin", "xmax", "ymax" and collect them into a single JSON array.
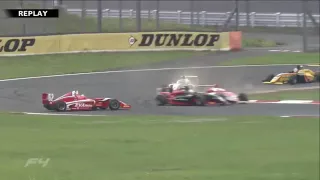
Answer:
[
  {"xmin": 119, "ymin": 0, "xmax": 123, "ymax": 32},
  {"xmin": 245, "ymin": 0, "xmax": 250, "ymax": 27},
  {"xmin": 20, "ymin": 0, "xmax": 26, "ymax": 35},
  {"xmin": 302, "ymin": 0, "xmax": 308, "ymax": 52},
  {"xmin": 97, "ymin": 0, "xmax": 102, "ymax": 32},
  {"xmin": 235, "ymin": 0, "xmax": 239, "ymax": 30},
  {"xmin": 156, "ymin": 0, "xmax": 160, "ymax": 30},
  {"xmin": 136, "ymin": 0, "xmax": 141, "ymax": 32},
  {"xmin": 81, "ymin": 0, "xmax": 86, "ymax": 32},
  {"xmin": 190, "ymin": 0, "xmax": 194, "ymax": 30}
]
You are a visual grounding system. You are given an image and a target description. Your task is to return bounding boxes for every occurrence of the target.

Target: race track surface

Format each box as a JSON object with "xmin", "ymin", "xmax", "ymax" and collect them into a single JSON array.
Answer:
[{"xmin": 0, "ymin": 51, "xmax": 319, "ymax": 116}]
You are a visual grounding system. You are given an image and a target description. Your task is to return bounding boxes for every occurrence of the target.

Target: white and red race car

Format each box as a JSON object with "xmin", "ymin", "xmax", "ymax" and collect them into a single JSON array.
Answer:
[
  {"xmin": 157, "ymin": 76, "xmax": 249, "ymax": 105},
  {"xmin": 42, "ymin": 90, "xmax": 131, "ymax": 111}
]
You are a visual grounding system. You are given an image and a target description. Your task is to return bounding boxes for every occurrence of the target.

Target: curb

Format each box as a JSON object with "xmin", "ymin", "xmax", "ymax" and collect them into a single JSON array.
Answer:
[
  {"xmin": 249, "ymin": 100, "xmax": 320, "ymax": 104},
  {"xmin": 280, "ymin": 115, "xmax": 319, "ymax": 118},
  {"xmin": 268, "ymin": 49, "xmax": 301, "ymax": 52},
  {"xmin": 249, "ymin": 86, "xmax": 319, "ymax": 95}
]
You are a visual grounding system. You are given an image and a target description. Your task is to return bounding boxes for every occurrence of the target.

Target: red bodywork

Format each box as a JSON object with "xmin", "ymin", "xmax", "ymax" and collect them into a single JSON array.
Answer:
[
  {"xmin": 159, "ymin": 89, "xmax": 200, "ymax": 106},
  {"xmin": 42, "ymin": 91, "xmax": 131, "ymax": 111},
  {"xmin": 158, "ymin": 86, "xmax": 240, "ymax": 106}
]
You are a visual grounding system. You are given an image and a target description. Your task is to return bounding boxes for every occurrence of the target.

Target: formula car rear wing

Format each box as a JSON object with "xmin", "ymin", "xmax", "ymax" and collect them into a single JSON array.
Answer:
[
  {"xmin": 42, "ymin": 93, "xmax": 54, "ymax": 104},
  {"xmin": 181, "ymin": 75, "xmax": 199, "ymax": 85},
  {"xmin": 182, "ymin": 75, "xmax": 198, "ymax": 78},
  {"xmin": 197, "ymin": 85, "xmax": 217, "ymax": 87}
]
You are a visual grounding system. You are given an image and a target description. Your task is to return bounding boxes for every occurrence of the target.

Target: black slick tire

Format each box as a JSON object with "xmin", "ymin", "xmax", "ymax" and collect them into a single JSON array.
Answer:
[
  {"xmin": 193, "ymin": 95, "xmax": 206, "ymax": 106},
  {"xmin": 288, "ymin": 75, "xmax": 298, "ymax": 85},
  {"xmin": 54, "ymin": 101, "xmax": 67, "ymax": 112},
  {"xmin": 108, "ymin": 99, "xmax": 121, "ymax": 110},
  {"xmin": 238, "ymin": 93, "xmax": 249, "ymax": 101},
  {"xmin": 155, "ymin": 95, "xmax": 168, "ymax": 106}
]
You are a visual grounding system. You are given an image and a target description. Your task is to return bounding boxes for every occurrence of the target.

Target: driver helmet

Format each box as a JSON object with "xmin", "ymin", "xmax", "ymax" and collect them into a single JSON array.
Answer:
[
  {"xmin": 181, "ymin": 75, "xmax": 186, "ymax": 79},
  {"xmin": 297, "ymin": 65, "xmax": 303, "ymax": 70},
  {"xmin": 212, "ymin": 84, "xmax": 218, "ymax": 88}
]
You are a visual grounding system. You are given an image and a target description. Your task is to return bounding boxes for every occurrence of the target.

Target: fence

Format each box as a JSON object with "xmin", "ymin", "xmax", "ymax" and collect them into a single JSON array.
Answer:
[
  {"xmin": 0, "ymin": 0, "xmax": 319, "ymax": 52},
  {"xmin": 66, "ymin": 9, "xmax": 320, "ymax": 28}
]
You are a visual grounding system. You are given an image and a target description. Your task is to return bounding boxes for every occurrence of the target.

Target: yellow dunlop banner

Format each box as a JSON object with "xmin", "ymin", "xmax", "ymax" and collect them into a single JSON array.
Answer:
[
  {"xmin": 0, "ymin": 32, "xmax": 231, "ymax": 56},
  {"xmin": 128, "ymin": 32, "xmax": 229, "ymax": 50},
  {"xmin": 59, "ymin": 32, "xmax": 230, "ymax": 51},
  {"xmin": 0, "ymin": 36, "xmax": 60, "ymax": 56}
]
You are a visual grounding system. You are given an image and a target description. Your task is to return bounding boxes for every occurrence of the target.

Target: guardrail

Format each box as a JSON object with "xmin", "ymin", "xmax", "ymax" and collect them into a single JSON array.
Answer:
[{"xmin": 67, "ymin": 9, "xmax": 320, "ymax": 28}]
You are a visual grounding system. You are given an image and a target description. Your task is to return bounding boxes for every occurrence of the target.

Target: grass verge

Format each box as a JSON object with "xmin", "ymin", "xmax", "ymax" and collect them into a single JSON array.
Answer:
[
  {"xmin": 243, "ymin": 38, "xmax": 281, "ymax": 47},
  {"xmin": 220, "ymin": 53, "xmax": 320, "ymax": 65},
  {"xmin": 250, "ymin": 89, "xmax": 320, "ymax": 100},
  {"xmin": 0, "ymin": 51, "xmax": 207, "ymax": 80},
  {"xmin": 0, "ymin": 113, "xmax": 318, "ymax": 180}
]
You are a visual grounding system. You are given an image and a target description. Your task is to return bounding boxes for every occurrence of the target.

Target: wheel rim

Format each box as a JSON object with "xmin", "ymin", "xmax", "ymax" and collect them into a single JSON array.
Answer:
[
  {"xmin": 110, "ymin": 101, "xmax": 120, "ymax": 109},
  {"xmin": 156, "ymin": 99, "xmax": 161, "ymax": 105},
  {"xmin": 58, "ymin": 103, "xmax": 65, "ymax": 111},
  {"xmin": 195, "ymin": 98, "xmax": 201, "ymax": 105}
]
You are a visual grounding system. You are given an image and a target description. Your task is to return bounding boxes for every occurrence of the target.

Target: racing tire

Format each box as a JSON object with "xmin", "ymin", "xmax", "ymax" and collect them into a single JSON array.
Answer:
[
  {"xmin": 288, "ymin": 75, "xmax": 298, "ymax": 85},
  {"xmin": 315, "ymin": 73, "xmax": 320, "ymax": 82},
  {"xmin": 238, "ymin": 93, "xmax": 249, "ymax": 101},
  {"xmin": 155, "ymin": 95, "xmax": 168, "ymax": 106},
  {"xmin": 263, "ymin": 74, "xmax": 274, "ymax": 82},
  {"xmin": 54, "ymin": 101, "xmax": 67, "ymax": 112},
  {"xmin": 108, "ymin": 99, "xmax": 121, "ymax": 110},
  {"xmin": 43, "ymin": 104, "xmax": 53, "ymax": 110},
  {"xmin": 193, "ymin": 95, "xmax": 206, "ymax": 106}
]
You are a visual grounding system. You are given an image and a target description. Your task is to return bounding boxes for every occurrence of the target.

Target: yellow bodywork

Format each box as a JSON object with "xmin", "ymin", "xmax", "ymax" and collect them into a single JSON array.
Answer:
[{"xmin": 263, "ymin": 69, "xmax": 318, "ymax": 84}]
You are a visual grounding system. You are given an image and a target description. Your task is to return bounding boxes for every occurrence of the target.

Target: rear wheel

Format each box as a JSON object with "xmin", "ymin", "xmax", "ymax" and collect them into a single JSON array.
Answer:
[
  {"xmin": 108, "ymin": 99, "xmax": 120, "ymax": 110},
  {"xmin": 155, "ymin": 95, "xmax": 168, "ymax": 106},
  {"xmin": 314, "ymin": 72, "xmax": 320, "ymax": 82},
  {"xmin": 43, "ymin": 104, "xmax": 53, "ymax": 110},
  {"xmin": 193, "ymin": 95, "xmax": 206, "ymax": 106},
  {"xmin": 54, "ymin": 101, "xmax": 66, "ymax": 112}
]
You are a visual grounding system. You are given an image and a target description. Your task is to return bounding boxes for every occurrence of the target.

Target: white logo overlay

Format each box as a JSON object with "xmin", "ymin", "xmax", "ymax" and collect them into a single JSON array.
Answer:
[
  {"xmin": 24, "ymin": 158, "xmax": 50, "ymax": 167},
  {"xmin": 76, "ymin": 103, "xmax": 92, "ymax": 108}
]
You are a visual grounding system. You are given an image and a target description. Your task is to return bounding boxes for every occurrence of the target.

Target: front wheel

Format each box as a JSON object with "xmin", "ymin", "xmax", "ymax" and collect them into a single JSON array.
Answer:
[
  {"xmin": 108, "ymin": 99, "xmax": 120, "ymax": 110},
  {"xmin": 288, "ymin": 75, "xmax": 298, "ymax": 85},
  {"xmin": 155, "ymin": 95, "xmax": 168, "ymax": 106},
  {"xmin": 238, "ymin": 93, "xmax": 248, "ymax": 101}
]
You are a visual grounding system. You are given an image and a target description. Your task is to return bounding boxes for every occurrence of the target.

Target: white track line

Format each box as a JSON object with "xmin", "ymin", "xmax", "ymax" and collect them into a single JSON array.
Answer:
[
  {"xmin": 22, "ymin": 112, "xmax": 109, "ymax": 117},
  {"xmin": 0, "ymin": 64, "xmax": 317, "ymax": 82}
]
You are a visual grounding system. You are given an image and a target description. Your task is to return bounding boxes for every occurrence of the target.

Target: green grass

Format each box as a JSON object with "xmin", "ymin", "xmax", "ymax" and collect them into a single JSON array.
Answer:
[
  {"xmin": 0, "ymin": 51, "xmax": 207, "ymax": 79},
  {"xmin": 220, "ymin": 53, "xmax": 320, "ymax": 65},
  {"xmin": 0, "ymin": 113, "xmax": 318, "ymax": 180},
  {"xmin": 243, "ymin": 38, "xmax": 279, "ymax": 47},
  {"xmin": 251, "ymin": 89, "xmax": 320, "ymax": 101}
]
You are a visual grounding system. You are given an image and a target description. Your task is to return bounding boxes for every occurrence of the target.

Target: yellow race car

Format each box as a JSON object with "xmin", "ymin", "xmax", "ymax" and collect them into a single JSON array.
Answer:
[{"xmin": 262, "ymin": 68, "xmax": 320, "ymax": 85}]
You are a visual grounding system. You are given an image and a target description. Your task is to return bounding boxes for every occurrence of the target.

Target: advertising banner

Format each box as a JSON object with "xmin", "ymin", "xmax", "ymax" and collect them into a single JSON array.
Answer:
[{"xmin": 0, "ymin": 31, "xmax": 241, "ymax": 56}]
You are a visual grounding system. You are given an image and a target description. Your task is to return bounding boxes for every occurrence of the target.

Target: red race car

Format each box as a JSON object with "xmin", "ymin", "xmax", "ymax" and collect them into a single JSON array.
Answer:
[
  {"xmin": 42, "ymin": 90, "xmax": 131, "ymax": 111},
  {"xmin": 155, "ymin": 85, "xmax": 248, "ymax": 106}
]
